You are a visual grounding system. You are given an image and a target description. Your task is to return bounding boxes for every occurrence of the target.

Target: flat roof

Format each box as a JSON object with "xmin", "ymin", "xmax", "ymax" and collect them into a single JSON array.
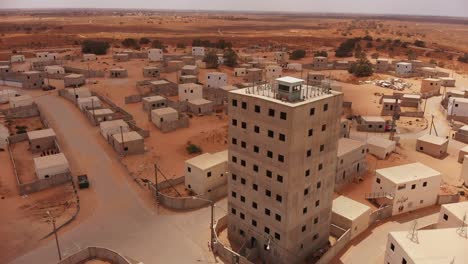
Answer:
[
  {"xmin": 115, "ymin": 53, "xmax": 129, "ymax": 56},
  {"xmin": 151, "ymin": 107, "xmax": 177, "ymax": 115},
  {"xmin": 45, "ymin": 65, "xmax": 64, "ymax": 69},
  {"xmin": 10, "ymin": 94, "xmax": 32, "ymax": 102},
  {"xmin": 276, "ymin": 76, "xmax": 303, "ymax": 84},
  {"xmin": 179, "ymin": 83, "xmax": 202, "ymax": 89},
  {"xmin": 100, "ymin": 119, "xmax": 128, "ymax": 129},
  {"xmin": 110, "ymin": 68, "xmax": 127, "ymax": 72},
  {"xmin": 143, "ymin": 66, "xmax": 159, "ymax": 70},
  {"xmin": 367, "ymin": 136, "xmax": 396, "ymax": 148},
  {"xmin": 23, "ymin": 71, "xmax": 41, "ymax": 74},
  {"xmin": 112, "ymin": 131, "xmax": 143, "ymax": 143},
  {"xmin": 143, "ymin": 95, "xmax": 166, "ymax": 102},
  {"xmin": 441, "ymin": 201, "xmax": 468, "ymax": 222},
  {"xmin": 449, "ymin": 97, "xmax": 468, "ymax": 103},
  {"xmin": 460, "ymin": 145, "xmax": 468, "ymax": 153},
  {"xmin": 403, "ymin": 94, "xmax": 421, "ymax": 99},
  {"xmin": 383, "ymin": 98, "xmax": 399, "ymax": 104},
  {"xmin": 362, "ymin": 116, "xmax": 386, "ymax": 122},
  {"xmin": 221, "ymin": 85, "xmax": 238, "ymax": 91},
  {"xmin": 150, "ymin": 80, "xmax": 170, "ymax": 85},
  {"xmin": 459, "ymin": 125, "xmax": 468, "ymax": 132},
  {"xmin": 376, "ymin": 162, "xmax": 440, "ymax": 184},
  {"xmin": 423, "ymin": 78, "xmax": 440, "ymax": 82},
  {"xmin": 182, "ymin": 65, "xmax": 197, "ymax": 70},
  {"xmin": 27, "ymin": 128, "xmax": 56, "ymax": 140},
  {"xmin": 397, "ymin": 62, "xmax": 412, "ymax": 65},
  {"xmin": 208, "ymin": 72, "xmax": 226, "ymax": 76},
  {"xmin": 390, "ymin": 228, "xmax": 468, "ymax": 263},
  {"xmin": 230, "ymin": 85, "xmax": 341, "ymax": 108},
  {"xmin": 186, "ymin": 150, "xmax": 228, "ymax": 170},
  {"xmin": 34, "ymin": 153, "xmax": 68, "ymax": 170},
  {"xmin": 180, "ymin": 75, "xmax": 197, "ymax": 79},
  {"xmin": 440, "ymin": 77, "xmax": 455, "ymax": 81},
  {"xmin": 332, "ymin": 196, "xmax": 371, "ymax": 221},
  {"xmin": 337, "ymin": 138, "xmax": 366, "ymax": 157},
  {"xmin": 417, "ymin": 134, "xmax": 448, "ymax": 146},
  {"xmin": 247, "ymin": 68, "xmax": 262, "ymax": 72},
  {"xmin": 77, "ymin": 96, "xmax": 100, "ymax": 103},
  {"xmin": 188, "ymin": 98, "xmax": 212, "ymax": 105},
  {"xmin": 65, "ymin": 73, "xmax": 84, "ymax": 78},
  {"xmin": 88, "ymin": 108, "xmax": 113, "ymax": 115}
]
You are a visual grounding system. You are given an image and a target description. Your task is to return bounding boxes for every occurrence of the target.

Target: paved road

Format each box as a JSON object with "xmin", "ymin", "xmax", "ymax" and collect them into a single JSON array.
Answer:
[{"xmin": 10, "ymin": 94, "xmax": 226, "ymax": 264}]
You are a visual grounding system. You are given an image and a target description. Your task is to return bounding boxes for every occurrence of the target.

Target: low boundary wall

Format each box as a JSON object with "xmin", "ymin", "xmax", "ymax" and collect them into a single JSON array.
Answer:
[
  {"xmin": 19, "ymin": 172, "xmax": 72, "ymax": 195},
  {"xmin": 315, "ymin": 229, "xmax": 351, "ymax": 264},
  {"xmin": 58, "ymin": 247, "xmax": 135, "ymax": 264},
  {"xmin": 156, "ymin": 184, "xmax": 227, "ymax": 210},
  {"xmin": 213, "ymin": 215, "xmax": 253, "ymax": 264}
]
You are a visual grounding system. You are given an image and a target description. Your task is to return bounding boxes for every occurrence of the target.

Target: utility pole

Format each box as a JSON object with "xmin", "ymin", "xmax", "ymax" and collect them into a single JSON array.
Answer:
[
  {"xmin": 154, "ymin": 163, "xmax": 159, "ymax": 199},
  {"xmin": 47, "ymin": 211, "xmax": 62, "ymax": 261}
]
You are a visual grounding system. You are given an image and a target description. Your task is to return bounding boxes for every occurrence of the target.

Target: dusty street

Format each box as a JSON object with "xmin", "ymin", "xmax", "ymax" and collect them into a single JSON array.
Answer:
[{"xmin": 9, "ymin": 93, "xmax": 227, "ymax": 264}]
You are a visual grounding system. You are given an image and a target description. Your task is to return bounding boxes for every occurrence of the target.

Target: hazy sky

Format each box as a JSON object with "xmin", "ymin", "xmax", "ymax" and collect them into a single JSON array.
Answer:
[{"xmin": 1, "ymin": 0, "xmax": 467, "ymax": 17}]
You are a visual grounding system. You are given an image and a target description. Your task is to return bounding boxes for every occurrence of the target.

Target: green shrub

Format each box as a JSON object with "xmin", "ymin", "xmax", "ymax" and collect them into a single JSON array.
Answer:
[
  {"xmin": 223, "ymin": 48, "xmax": 238, "ymax": 67},
  {"xmin": 203, "ymin": 50, "xmax": 219, "ymax": 69},
  {"xmin": 122, "ymin": 38, "xmax": 138, "ymax": 48},
  {"xmin": 186, "ymin": 144, "xmax": 202, "ymax": 154},
  {"xmin": 458, "ymin": 53, "xmax": 468, "ymax": 63},
  {"xmin": 81, "ymin": 40, "xmax": 110, "ymax": 55},
  {"xmin": 139, "ymin": 37, "xmax": 151, "ymax": 44},
  {"xmin": 314, "ymin": 51, "xmax": 328, "ymax": 57},
  {"xmin": 290, "ymin": 49, "xmax": 306, "ymax": 60},
  {"xmin": 348, "ymin": 58, "xmax": 374, "ymax": 77}
]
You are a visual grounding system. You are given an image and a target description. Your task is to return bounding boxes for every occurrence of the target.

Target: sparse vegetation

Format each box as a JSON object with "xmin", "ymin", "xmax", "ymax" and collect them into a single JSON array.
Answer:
[
  {"xmin": 151, "ymin": 40, "xmax": 165, "ymax": 50},
  {"xmin": 139, "ymin": 37, "xmax": 151, "ymax": 44},
  {"xmin": 414, "ymin": 40, "xmax": 426, "ymax": 48},
  {"xmin": 335, "ymin": 37, "xmax": 361, "ymax": 58},
  {"xmin": 348, "ymin": 58, "xmax": 374, "ymax": 77},
  {"xmin": 458, "ymin": 53, "xmax": 468, "ymax": 63},
  {"xmin": 223, "ymin": 48, "xmax": 238, "ymax": 67},
  {"xmin": 121, "ymin": 38, "xmax": 139, "ymax": 49},
  {"xmin": 314, "ymin": 51, "xmax": 328, "ymax": 57},
  {"xmin": 81, "ymin": 40, "xmax": 110, "ymax": 55},
  {"xmin": 176, "ymin": 43, "xmax": 187, "ymax": 49},
  {"xmin": 203, "ymin": 50, "xmax": 219, "ymax": 68},
  {"xmin": 186, "ymin": 144, "xmax": 202, "ymax": 154},
  {"xmin": 290, "ymin": 49, "xmax": 306, "ymax": 60}
]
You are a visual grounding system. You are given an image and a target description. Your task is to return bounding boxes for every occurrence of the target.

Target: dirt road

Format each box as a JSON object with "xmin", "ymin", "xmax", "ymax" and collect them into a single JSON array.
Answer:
[{"xmin": 9, "ymin": 94, "xmax": 225, "ymax": 264}]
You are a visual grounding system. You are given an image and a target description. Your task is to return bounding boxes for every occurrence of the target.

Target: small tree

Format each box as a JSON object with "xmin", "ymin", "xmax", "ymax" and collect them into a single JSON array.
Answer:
[
  {"xmin": 81, "ymin": 40, "xmax": 110, "ymax": 55},
  {"xmin": 407, "ymin": 50, "xmax": 418, "ymax": 60},
  {"xmin": 203, "ymin": 50, "xmax": 219, "ymax": 69},
  {"xmin": 122, "ymin": 38, "xmax": 138, "ymax": 48},
  {"xmin": 371, "ymin": 52, "xmax": 380, "ymax": 59},
  {"xmin": 223, "ymin": 48, "xmax": 238, "ymax": 67},
  {"xmin": 139, "ymin": 37, "xmax": 151, "ymax": 44},
  {"xmin": 176, "ymin": 43, "xmax": 187, "ymax": 49},
  {"xmin": 314, "ymin": 51, "xmax": 328, "ymax": 57},
  {"xmin": 290, "ymin": 49, "xmax": 306, "ymax": 60},
  {"xmin": 414, "ymin": 40, "xmax": 426, "ymax": 48},
  {"xmin": 186, "ymin": 144, "xmax": 202, "ymax": 154},
  {"xmin": 458, "ymin": 53, "xmax": 468, "ymax": 63},
  {"xmin": 354, "ymin": 44, "xmax": 363, "ymax": 58},
  {"xmin": 348, "ymin": 58, "xmax": 374, "ymax": 77},
  {"xmin": 151, "ymin": 40, "xmax": 164, "ymax": 49}
]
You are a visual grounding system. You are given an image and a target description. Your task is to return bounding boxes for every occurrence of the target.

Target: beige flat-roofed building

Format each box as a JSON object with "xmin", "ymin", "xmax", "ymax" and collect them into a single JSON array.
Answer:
[
  {"xmin": 332, "ymin": 196, "xmax": 371, "ymax": 239},
  {"xmin": 265, "ymin": 65, "xmax": 282, "ymax": 80},
  {"xmin": 64, "ymin": 74, "xmax": 86, "ymax": 88},
  {"xmin": 375, "ymin": 58, "xmax": 390, "ymax": 72},
  {"xmin": 148, "ymin": 48, "xmax": 163, "ymax": 62},
  {"xmin": 395, "ymin": 62, "xmax": 412, "ymax": 76},
  {"xmin": 461, "ymin": 156, "xmax": 468, "ymax": 186},
  {"xmin": 246, "ymin": 68, "xmax": 263, "ymax": 83},
  {"xmin": 179, "ymin": 75, "xmax": 198, "ymax": 84},
  {"xmin": 373, "ymin": 162, "xmax": 441, "ymax": 215},
  {"xmin": 416, "ymin": 134, "xmax": 448, "ymax": 158},
  {"xmin": 178, "ymin": 83, "xmax": 203, "ymax": 102},
  {"xmin": 83, "ymin": 54, "xmax": 97, "ymax": 61},
  {"xmin": 9, "ymin": 95, "xmax": 33, "ymax": 108},
  {"xmin": 191, "ymin": 46, "xmax": 205, "ymax": 57},
  {"xmin": 181, "ymin": 56, "xmax": 195, "ymax": 65},
  {"xmin": 151, "ymin": 107, "xmax": 178, "ymax": 128},
  {"xmin": 11, "ymin": 54, "xmax": 25, "ymax": 63},
  {"xmin": 437, "ymin": 201, "xmax": 468, "ymax": 228},
  {"xmin": 367, "ymin": 136, "xmax": 396, "ymax": 159},
  {"xmin": 286, "ymin": 63, "xmax": 302, "ymax": 71},
  {"xmin": 77, "ymin": 96, "xmax": 101, "ymax": 111},
  {"xmin": 357, "ymin": 116, "xmax": 387, "ymax": 132},
  {"xmin": 109, "ymin": 68, "xmax": 128, "ymax": 78},
  {"xmin": 458, "ymin": 145, "xmax": 468, "ymax": 163},
  {"xmin": 44, "ymin": 65, "xmax": 65, "ymax": 74},
  {"xmin": 381, "ymin": 98, "xmax": 400, "ymax": 116},
  {"xmin": 206, "ymin": 72, "xmax": 227, "ymax": 88},
  {"xmin": 87, "ymin": 108, "xmax": 114, "ymax": 124},
  {"xmin": 142, "ymin": 95, "xmax": 167, "ymax": 111},
  {"xmin": 234, "ymin": 68, "xmax": 247, "ymax": 77},
  {"xmin": 187, "ymin": 98, "xmax": 213, "ymax": 115},
  {"xmin": 420, "ymin": 78, "xmax": 441, "ymax": 98},
  {"xmin": 34, "ymin": 153, "xmax": 69, "ymax": 180},
  {"xmin": 401, "ymin": 94, "xmax": 421, "ymax": 108},
  {"xmin": 312, "ymin": 56, "xmax": 328, "ymax": 70},
  {"xmin": 181, "ymin": 65, "xmax": 199, "ymax": 76},
  {"xmin": 100, "ymin": 119, "xmax": 130, "ymax": 139},
  {"xmin": 335, "ymin": 138, "xmax": 367, "ymax": 189},
  {"xmin": 66, "ymin": 87, "xmax": 91, "ymax": 99},
  {"xmin": 143, "ymin": 66, "xmax": 160, "ymax": 78},
  {"xmin": 113, "ymin": 53, "xmax": 129, "ymax": 62},
  {"xmin": 185, "ymin": 150, "xmax": 228, "ymax": 195},
  {"xmin": 385, "ymin": 228, "xmax": 468, "ymax": 264},
  {"xmin": 28, "ymin": 128, "xmax": 56, "ymax": 152},
  {"xmin": 110, "ymin": 131, "xmax": 144, "ymax": 155},
  {"xmin": 167, "ymin": 60, "xmax": 184, "ymax": 69},
  {"xmin": 0, "ymin": 89, "xmax": 20, "ymax": 104},
  {"xmin": 307, "ymin": 72, "xmax": 325, "ymax": 86},
  {"xmin": 440, "ymin": 77, "xmax": 456, "ymax": 87}
]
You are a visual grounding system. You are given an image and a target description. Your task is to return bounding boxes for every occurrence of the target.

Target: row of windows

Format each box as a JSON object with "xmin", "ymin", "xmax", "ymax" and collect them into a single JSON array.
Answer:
[
  {"xmin": 376, "ymin": 178, "xmax": 428, "ymax": 190},
  {"xmin": 389, "ymin": 243, "xmax": 407, "ymax": 264},
  {"xmin": 231, "ymin": 207, "xmax": 282, "ymax": 241},
  {"xmin": 231, "ymin": 99, "xmax": 329, "ymax": 118}
]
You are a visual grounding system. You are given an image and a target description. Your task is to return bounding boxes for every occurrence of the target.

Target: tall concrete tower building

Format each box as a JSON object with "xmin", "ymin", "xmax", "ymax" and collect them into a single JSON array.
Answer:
[{"xmin": 227, "ymin": 77, "xmax": 343, "ymax": 263}]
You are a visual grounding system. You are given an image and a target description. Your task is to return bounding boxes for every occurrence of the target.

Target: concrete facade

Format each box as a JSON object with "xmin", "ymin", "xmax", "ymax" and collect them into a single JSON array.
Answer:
[
  {"xmin": 150, "ymin": 107, "xmax": 179, "ymax": 129},
  {"xmin": 335, "ymin": 138, "xmax": 367, "ymax": 190},
  {"xmin": 187, "ymin": 98, "xmax": 213, "ymax": 115},
  {"xmin": 227, "ymin": 77, "xmax": 343, "ymax": 263},
  {"xmin": 372, "ymin": 162, "xmax": 441, "ymax": 215},
  {"xmin": 395, "ymin": 62, "xmax": 412, "ymax": 76},
  {"xmin": 110, "ymin": 131, "xmax": 145, "ymax": 155},
  {"xmin": 246, "ymin": 68, "xmax": 263, "ymax": 83},
  {"xmin": 178, "ymin": 83, "xmax": 203, "ymax": 102},
  {"xmin": 440, "ymin": 77, "xmax": 456, "ymax": 87},
  {"xmin": 265, "ymin": 65, "xmax": 283, "ymax": 80},
  {"xmin": 448, "ymin": 97, "xmax": 468, "ymax": 122},
  {"xmin": 33, "ymin": 153, "xmax": 69, "ymax": 180},
  {"xmin": 416, "ymin": 134, "xmax": 448, "ymax": 158},
  {"xmin": 11, "ymin": 55, "xmax": 25, "ymax": 63},
  {"xmin": 142, "ymin": 66, "xmax": 160, "ymax": 78},
  {"xmin": 437, "ymin": 201, "xmax": 468, "ymax": 229},
  {"xmin": 206, "ymin": 72, "xmax": 228, "ymax": 88},
  {"xmin": 192, "ymin": 47, "xmax": 205, "ymax": 57},
  {"xmin": 9, "ymin": 95, "xmax": 33, "ymax": 108},
  {"xmin": 312, "ymin": 56, "xmax": 328, "ymax": 70},
  {"xmin": 185, "ymin": 150, "xmax": 228, "ymax": 195},
  {"xmin": 113, "ymin": 53, "xmax": 129, "ymax": 62},
  {"xmin": 45, "ymin": 65, "xmax": 65, "ymax": 74},
  {"xmin": 375, "ymin": 58, "xmax": 390, "ymax": 72},
  {"xmin": 366, "ymin": 136, "xmax": 396, "ymax": 159},
  {"xmin": 83, "ymin": 54, "xmax": 97, "ymax": 61},
  {"xmin": 64, "ymin": 74, "xmax": 86, "ymax": 88},
  {"xmin": 21, "ymin": 71, "xmax": 45, "ymax": 89},
  {"xmin": 142, "ymin": 95, "xmax": 167, "ymax": 111},
  {"xmin": 420, "ymin": 78, "xmax": 441, "ymax": 98},
  {"xmin": 87, "ymin": 108, "xmax": 114, "ymax": 125},
  {"xmin": 331, "ymin": 196, "xmax": 371, "ymax": 239},
  {"xmin": 179, "ymin": 75, "xmax": 198, "ymax": 84},
  {"xmin": 148, "ymin": 49, "xmax": 163, "ymax": 62},
  {"xmin": 286, "ymin": 63, "xmax": 302, "ymax": 72},
  {"xmin": 381, "ymin": 98, "xmax": 401, "ymax": 116},
  {"xmin": 234, "ymin": 68, "xmax": 247, "ymax": 77},
  {"xmin": 77, "ymin": 96, "xmax": 101, "ymax": 111},
  {"xmin": 307, "ymin": 72, "xmax": 325, "ymax": 86},
  {"xmin": 109, "ymin": 68, "xmax": 128, "ymax": 78},
  {"xmin": 27, "ymin": 128, "xmax": 56, "ymax": 153},
  {"xmin": 181, "ymin": 65, "xmax": 199, "ymax": 76},
  {"xmin": 357, "ymin": 116, "xmax": 387, "ymax": 132},
  {"xmin": 100, "ymin": 119, "xmax": 130, "ymax": 140}
]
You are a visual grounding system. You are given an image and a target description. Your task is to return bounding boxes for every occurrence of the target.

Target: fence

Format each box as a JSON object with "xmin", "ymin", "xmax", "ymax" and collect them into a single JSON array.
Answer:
[
  {"xmin": 124, "ymin": 94, "xmax": 142, "ymax": 104},
  {"xmin": 213, "ymin": 215, "xmax": 253, "ymax": 264},
  {"xmin": 7, "ymin": 133, "xmax": 28, "ymax": 144},
  {"xmin": 369, "ymin": 205, "xmax": 393, "ymax": 226},
  {"xmin": 437, "ymin": 193, "xmax": 460, "ymax": 205},
  {"xmin": 315, "ymin": 229, "xmax": 351, "ymax": 264},
  {"xmin": 1, "ymin": 103, "xmax": 40, "ymax": 118},
  {"xmin": 63, "ymin": 66, "xmax": 105, "ymax": 78},
  {"xmin": 18, "ymin": 172, "xmax": 72, "ymax": 195},
  {"xmin": 156, "ymin": 184, "xmax": 227, "ymax": 210},
  {"xmin": 58, "ymin": 247, "xmax": 135, "ymax": 264}
]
